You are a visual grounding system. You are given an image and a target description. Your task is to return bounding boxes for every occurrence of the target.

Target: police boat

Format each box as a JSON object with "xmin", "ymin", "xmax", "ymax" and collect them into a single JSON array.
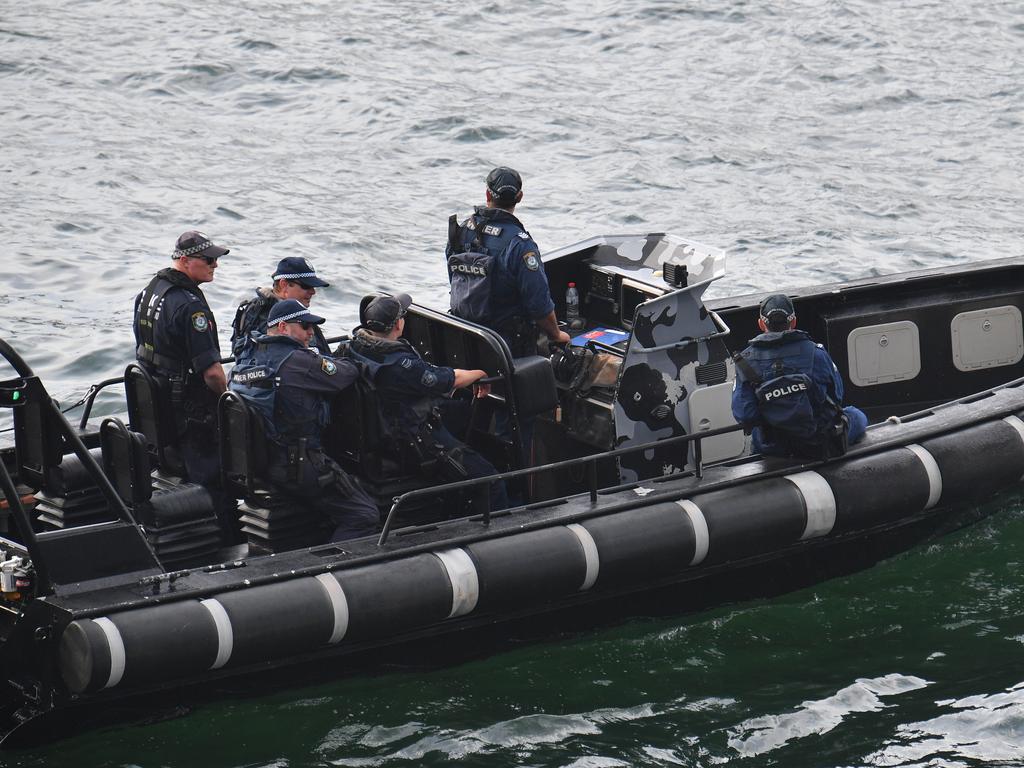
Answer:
[{"xmin": 2, "ymin": 234, "xmax": 1024, "ymax": 744}]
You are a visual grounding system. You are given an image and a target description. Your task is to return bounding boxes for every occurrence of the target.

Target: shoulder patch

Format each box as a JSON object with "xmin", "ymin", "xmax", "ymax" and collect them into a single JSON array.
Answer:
[
  {"xmin": 321, "ymin": 358, "xmax": 338, "ymax": 376},
  {"xmin": 523, "ymin": 251, "xmax": 541, "ymax": 272},
  {"xmin": 517, "ymin": 232, "xmax": 530, "ymax": 240},
  {"xmin": 421, "ymin": 370, "xmax": 438, "ymax": 388},
  {"xmin": 191, "ymin": 312, "xmax": 210, "ymax": 332},
  {"xmin": 400, "ymin": 358, "xmax": 413, "ymax": 369}
]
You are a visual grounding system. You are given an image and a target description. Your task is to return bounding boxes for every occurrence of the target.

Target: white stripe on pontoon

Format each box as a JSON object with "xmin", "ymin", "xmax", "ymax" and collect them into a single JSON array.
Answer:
[
  {"xmin": 566, "ymin": 523, "xmax": 599, "ymax": 590},
  {"xmin": 435, "ymin": 548, "xmax": 479, "ymax": 618},
  {"xmin": 676, "ymin": 499, "xmax": 709, "ymax": 565},
  {"xmin": 315, "ymin": 573, "xmax": 350, "ymax": 644},
  {"xmin": 1003, "ymin": 416, "xmax": 1024, "ymax": 479},
  {"xmin": 93, "ymin": 617, "xmax": 126, "ymax": 689},
  {"xmin": 906, "ymin": 443, "xmax": 942, "ymax": 510},
  {"xmin": 786, "ymin": 471, "xmax": 837, "ymax": 540},
  {"xmin": 200, "ymin": 598, "xmax": 234, "ymax": 669}
]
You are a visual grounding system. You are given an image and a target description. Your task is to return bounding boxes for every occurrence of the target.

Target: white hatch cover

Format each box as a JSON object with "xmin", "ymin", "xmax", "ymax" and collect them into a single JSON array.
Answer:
[
  {"xmin": 847, "ymin": 321, "xmax": 921, "ymax": 387},
  {"xmin": 951, "ymin": 305, "xmax": 1023, "ymax": 372}
]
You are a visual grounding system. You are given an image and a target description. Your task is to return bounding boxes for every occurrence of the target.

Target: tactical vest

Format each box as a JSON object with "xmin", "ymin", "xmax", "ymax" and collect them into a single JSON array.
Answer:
[
  {"xmin": 229, "ymin": 336, "xmax": 329, "ymax": 446},
  {"xmin": 135, "ymin": 268, "xmax": 214, "ymax": 381},
  {"xmin": 446, "ymin": 208, "xmax": 527, "ymax": 326},
  {"xmin": 230, "ymin": 290, "xmax": 275, "ymax": 357},
  {"xmin": 346, "ymin": 338, "xmax": 438, "ymax": 440},
  {"xmin": 737, "ymin": 332, "xmax": 843, "ymax": 445}
]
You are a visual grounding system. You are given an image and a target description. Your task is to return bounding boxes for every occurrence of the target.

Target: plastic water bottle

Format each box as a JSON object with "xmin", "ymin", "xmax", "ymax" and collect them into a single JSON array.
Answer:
[{"xmin": 565, "ymin": 282, "xmax": 581, "ymax": 328}]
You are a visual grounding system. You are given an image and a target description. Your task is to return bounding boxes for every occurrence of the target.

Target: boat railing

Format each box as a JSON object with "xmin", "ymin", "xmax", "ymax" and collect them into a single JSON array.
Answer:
[{"xmin": 377, "ymin": 422, "xmax": 744, "ymax": 545}]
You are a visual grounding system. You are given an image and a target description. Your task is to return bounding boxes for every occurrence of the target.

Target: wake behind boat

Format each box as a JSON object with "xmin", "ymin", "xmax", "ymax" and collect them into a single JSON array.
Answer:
[{"xmin": 2, "ymin": 233, "xmax": 1024, "ymax": 745}]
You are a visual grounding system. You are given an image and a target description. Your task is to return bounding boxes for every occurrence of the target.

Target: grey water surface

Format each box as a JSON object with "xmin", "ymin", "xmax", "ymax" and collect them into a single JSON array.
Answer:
[{"xmin": 2, "ymin": 0, "xmax": 1024, "ymax": 765}]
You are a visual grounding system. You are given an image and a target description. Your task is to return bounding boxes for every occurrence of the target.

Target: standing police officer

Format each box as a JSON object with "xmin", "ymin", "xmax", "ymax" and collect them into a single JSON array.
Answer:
[
  {"xmin": 230, "ymin": 256, "xmax": 332, "ymax": 357},
  {"xmin": 731, "ymin": 294, "xmax": 868, "ymax": 459},
  {"xmin": 346, "ymin": 293, "xmax": 509, "ymax": 512},
  {"xmin": 134, "ymin": 231, "xmax": 229, "ymax": 493},
  {"xmin": 446, "ymin": 166, "xmax": 570, "ymax": 356},
  {"xmin": 229, "ymin": 299, "xmax": 379, "ymax": 542}
]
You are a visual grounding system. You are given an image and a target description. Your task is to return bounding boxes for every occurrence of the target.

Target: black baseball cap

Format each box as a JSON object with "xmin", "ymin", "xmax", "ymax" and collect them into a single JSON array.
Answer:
[
  {"xmin": 268, "ymin": 298, "xmax": 325, "ymax": 326},
  {"xmin": 360, "ymin": 292, "xmax": 412, "ymax": 332},
  {"xmin": 759, "ymin": 293, "xmax": 796, "ymax": 331},
  {"xmin": 272, "ymin": 256, "xmax": 329, "ymax": 288},
  {"xmin": 173, "ymin": 231, "xmax": 229, "ymax": 260},
  {"xmin": 486, "ymin": 166, "xmax": 522, "ymax": 206}
]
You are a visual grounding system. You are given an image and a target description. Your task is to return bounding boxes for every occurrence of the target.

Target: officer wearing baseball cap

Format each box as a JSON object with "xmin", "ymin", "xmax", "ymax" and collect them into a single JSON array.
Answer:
[
  {"xmin": 346, "ymin": 292, "xmax": 508, "ymax": 512},
  {"xmin": 133, "ymin": 230, "xmax": 238, "ymax": 540},
  {"xmin": 229, "ymin": 299, "xmax": 379, "ymax": 542},
  {"xmin": 731, "ymin": 293, "xmax": 868, "ymax": 459},
  {"xmin": 230, "ymin": 256, "xmax": 333, "ymax": 357},
  {"xmin": 445, "ymin": 166, "xmax": 570, "ymax": 355}
]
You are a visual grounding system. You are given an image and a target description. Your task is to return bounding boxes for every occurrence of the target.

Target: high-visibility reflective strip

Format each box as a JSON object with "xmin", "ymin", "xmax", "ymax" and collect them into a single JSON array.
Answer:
[
  {"xmin": 200, "ymin": 598, "xmax": 233, "ymax": 669},
  {"xmin": 566, "ymin": 524, "xmax": 599, "ymax": 590},
  {"xmin": 907, "ymin": 444, "xmax": 942, "ymax": 509},
  {"xmin": 676, "ymin": 499, "xmax": 709, "ymax": 565},
  {"xmin": 93, "ymin": 617, "xmax": 125, "ymax": 689},
  {"xmin": 435, "ymin": 548, "xmax": 479, "ymax": 618},
  {"xmin": 1003, "ymin": 416, "xmax": 1024, "ymax": 479},
  {"xmin": 315, "ymin": 574, "xmax": 350, "ymax": 644},
  {"xmin": 785, "ymin": 471, "xmax": 837, "ymax": 540}
]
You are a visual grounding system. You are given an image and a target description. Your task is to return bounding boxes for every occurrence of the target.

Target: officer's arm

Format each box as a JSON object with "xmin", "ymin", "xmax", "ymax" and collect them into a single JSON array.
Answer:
[
  {"xmin": 814, "ymin": 347, "xmax": 845, "ymax": 402},
  {"xmin": 203, "ymin": 362, "xmax": 227, "ymax": 395},
  {"xmin": 731, "ymin": 378, "xmax": 760, "ymax": 430},
  {"xmin": 535, "ymin": 311, "xmax": 570, "ymax": 345}
]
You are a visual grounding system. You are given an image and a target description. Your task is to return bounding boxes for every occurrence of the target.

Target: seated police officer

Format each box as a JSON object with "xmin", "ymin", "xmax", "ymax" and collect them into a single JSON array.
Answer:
[
  {"xmin": 134, "ymin": 231, "xmax": 240, "ymax": 541},
  {"xmin": 230, "ymin": 256, "xmax": 332, "ymax": 357},
  {"xmin": 446, "ymin": 166, "xmax": 570, "ymax": 356},
  {"xmin": 346, "ymin": 293, "xmax": 509, "ymax": 512},
  {"xmin": 731, "ymin": 294, "xmax": 868, "ymax": 459},
  {"xmin": 229, "ymin": 299, "xmax": 379, "ymax": 542}
]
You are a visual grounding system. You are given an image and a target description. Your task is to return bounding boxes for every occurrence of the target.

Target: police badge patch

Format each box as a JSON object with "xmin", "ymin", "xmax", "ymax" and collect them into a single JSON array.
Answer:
[
  {"xmin": 523, "ymin": 251, "xmax": 540, "ymax": 271},
  {"xmin": 191, "ymin": 312, "xmax": 209, "ymax": 332},
  {"xmin": 321, "ymin": 358, "xmax": 337, "ymax": 376},
  {"xmin": 421, "ymin": 371, "xmax": 437, "ymax": 387}
]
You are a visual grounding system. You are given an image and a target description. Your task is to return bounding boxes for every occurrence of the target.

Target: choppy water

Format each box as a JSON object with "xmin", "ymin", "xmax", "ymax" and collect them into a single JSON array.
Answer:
[{"xmin": 3, "ymin": 0, "xmax": 1024, "ymax": 765}]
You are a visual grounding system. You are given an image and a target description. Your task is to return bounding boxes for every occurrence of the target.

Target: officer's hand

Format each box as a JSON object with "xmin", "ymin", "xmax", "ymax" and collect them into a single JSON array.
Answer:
[
  {"xmin": 472, "ymin": 381, "xmax": 491, "ymax": 399},
  {"xmin": 550, "ymin": 330, "xmax": 571, "ymax": 345}
]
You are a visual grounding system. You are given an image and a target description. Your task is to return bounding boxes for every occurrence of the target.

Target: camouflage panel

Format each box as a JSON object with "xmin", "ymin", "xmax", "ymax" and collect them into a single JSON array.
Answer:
[{"xmin": 606, "ymin": 234, "xmax": 730, "ymax": 483}]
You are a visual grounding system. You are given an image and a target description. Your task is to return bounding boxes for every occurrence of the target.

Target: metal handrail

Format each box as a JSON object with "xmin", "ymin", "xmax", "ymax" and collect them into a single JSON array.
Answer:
[{"xmin": 377, "ymin": 421, "xmax": 744, "ymax": 545}]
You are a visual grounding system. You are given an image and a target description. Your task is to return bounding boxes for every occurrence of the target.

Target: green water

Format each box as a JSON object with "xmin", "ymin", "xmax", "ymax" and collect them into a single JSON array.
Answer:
[{"xmin": 15, "ymin": 493, "xmax": 1024, "ymax": 767}]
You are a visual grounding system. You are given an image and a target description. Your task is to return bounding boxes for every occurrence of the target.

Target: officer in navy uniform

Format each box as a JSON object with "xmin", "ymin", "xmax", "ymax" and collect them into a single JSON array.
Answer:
[
  {"xmin": 732, "ymin": 293, "xmax": 868, "ymax": 458},
  {"xmin": 230, "ymin": 256, "xmax": 332, "ymax": 357},
  {"xmin": 134, "ymin": 231, "xmax": 238, "ymax": 540},
  {"xmin": 446, "ymin": 166, "xmax": 570, "ymax": 356},
  {"xmin": 346, "ymin": 293, "xmax": 509, "ymax": 511},
  {"xmin": 229, "ymin": 299, "xmax": 379, "ymax": 542}
]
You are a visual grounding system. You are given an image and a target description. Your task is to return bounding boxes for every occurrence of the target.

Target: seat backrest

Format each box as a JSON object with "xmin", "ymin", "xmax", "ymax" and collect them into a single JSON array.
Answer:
[
  {"xmin": 218, "ymin": 391, "xmax": 269, "ymax": 498},
  {"xmin": 13, "ymin": 385, "xmax": 65, "ymax": 489},
  {"xmin": 99, "ymin": 417, "xmax": 153, "ymax": 506},
  {"xmin": 124, "ymin": 363, "xmax": 184, "ymax": 476}
]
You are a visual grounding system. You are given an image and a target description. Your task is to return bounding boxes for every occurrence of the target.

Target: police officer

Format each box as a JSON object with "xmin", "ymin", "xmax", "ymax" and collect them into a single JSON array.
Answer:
[
  {"xmin": 134, "ymin": 231, "xmax": 229, "ymax": 475},
  {"xmin": 346, "ymin": 293, "xmax": 509, "ymax": 511},
  {"xmin": 230, "ymin": 256, "xmax": 332, "ymax": 357},
  {"xmin": 229, "ymin": 299, "xmax": 379, "ymax": 542},
  {"xmin": 731, "ymin": 293, "xmax": 868, "ymax": 459},
  {"xmin": 446, "ymin": 166, "xmax": 571, "ymax": 356}
]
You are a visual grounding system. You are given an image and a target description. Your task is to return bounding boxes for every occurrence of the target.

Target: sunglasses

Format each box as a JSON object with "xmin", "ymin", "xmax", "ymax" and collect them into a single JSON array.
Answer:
[
  {"xmin": 289, "ymin": 321, "xmax": 315, "ymax": 331},
  {"xmin": 190, "ymin": 254, "xmax": 219, "ymax": 265}
]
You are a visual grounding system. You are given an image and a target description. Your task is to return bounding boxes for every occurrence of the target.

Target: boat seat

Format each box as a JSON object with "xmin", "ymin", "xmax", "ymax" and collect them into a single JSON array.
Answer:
[
  {"xmin": 99, "ymin": 417, "xmax": 220, "ymax": 569},
  {"xmin": 124, "ymin": 363, "xmax": 186, "ymax": 478},
  {"xmin": 218, "ymin": 392, "xmax": 328, "ymax": 553}
]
